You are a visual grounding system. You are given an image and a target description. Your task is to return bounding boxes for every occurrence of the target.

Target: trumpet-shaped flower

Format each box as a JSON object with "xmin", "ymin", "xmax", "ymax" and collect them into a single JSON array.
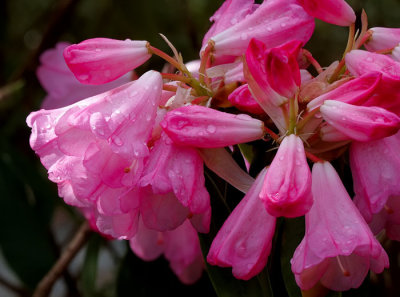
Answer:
[
  {"xmin": 27, "ymin": 71, "xmax": 162, "ymax": 208},
  {"xmin": 291, "ymin": 162, "xmax": 389, "ymax": 291},
  {"xmin": 130, "ymin": 218, "xmax": 204, "ymax": 284},
  {"xmin": 64, "ymin": 38, "xmax": 151, "ymax": 85},
  {"xmin": 161, "ymin": 105, "xmax": 265, "ymax": 148},
  {"xmin": 207, "ymin": 168, "xmax": 276, "ymax": 280},
  {"xmin": 364, "ymin": 27, "xmax": 400, "ymax": 52},
  {"xmin": 350, "ymin": 132, "xmax": 400, "ymax": 221},
  {"xmin": 260, "ymin": 134, "xmax": 313, "ymax": 218},
  {"xmin": 205, "ymin": 0, "xmax": 314, "ymax": 57},
  {"xmin": 320, "ymin": 100, "xmax": 400, "ymax": 142},
  {"xmin": 297, "ymin": 0, "xmax": 356, "ymax": 26}
]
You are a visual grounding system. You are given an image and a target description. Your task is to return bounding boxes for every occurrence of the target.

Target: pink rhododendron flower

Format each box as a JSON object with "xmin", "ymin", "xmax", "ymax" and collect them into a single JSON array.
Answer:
[
  {"xmin": 27, "ymin": 71, "xmax": 162, "ymax": 208},
  {"xmin": 350, "ymin": 132, "xmax": 400, "ymax": 221},
  {"xmin": 227, "ymin": 84, "xmax": 264, "ymax": 115},
  {"xmin": 260, "ymin": 134, "xmax": 313, "ymax": 218},
  {"xmin": 161, "ymin": 105, "xmax": 265, "ymax": 148},
  {"xmin": 297, "ymin": 0, "xmax": 356, "ymax": 26},
  {"xmin": 139, "ymin": 132, "xmax": 211, "ymax": 233},
  {"xmin": 307, "ymin": 72, "xmax": 382, "ymax": 111},
  {"xmin": 291, "ymin": 162, "xmax": 389, "ymax": 291},
  {"xmin": 205, "ymin": 0, "xmax": 314, "ymax": 57},
  {"xmin": 265, "ymin": 40, "xmax": 302, "ymax": 98},
  {"xmin": 320, "ymin": 100, "xmax": 400, "ymax": 142},
  {"xmin": 64, "ymin": 38, "xmax": 151, "ymax": 85},
  {"xmin": 37, "ymin": 42, "xmax": 133, "ymax": 109},
  {"xmin": 369, "ymin": 195, "xmax": 400, "ymax": 241},
  {"xmin": 130, "ymin": 218, "xmax": 204, "ymax": 284},
  {"xmin": 207, "ymin": 168, "xmax": 276, "ymax": 280},
  {"xmin": 244, "ymin": 39, "xmax": 287, "ymax": 132},
  {"xmin": 364, "ymin": 27, "xmax": 400, "ymax": 52}
]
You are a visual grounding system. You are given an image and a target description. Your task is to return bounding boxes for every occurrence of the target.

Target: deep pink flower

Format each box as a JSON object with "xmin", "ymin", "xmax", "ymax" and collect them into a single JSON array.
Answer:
[
  {"xmin": 27, "ymin": 71, "xmax": 162, "ymax": 208},
  {"xmin": 364, "ymin": 27, "xmax": 400, "ymax": 52},
  {"xmin": 260, "ymin": 134, "xmax": 313, "ymax": 218},
  {"xmin": 130, "ymin": 218, "xmax": 204, "ymax": 284},
  {"xmin": 369, "ymin": 195, "xmax": 400, "ymax": 241},
  {"xmin": 161, "ymin": 105, "xmax": 265, "ymax": 148},
  {"xmin": 64, "ymin": 38, "xmax": 151, "ymax": 85},
  {"xmin": 265, "ymin": 40, "xmax": 302, "ymax": 98},
  {"xmin": 244, "ymin": 39, "xmax": 287, "ymax": 133},
  {"xmin": 37, "ymin": 42, "xmax": 133, "ymax": 109},
  {"xmin": 320, "ymin": 100, "xmax": 400, "ymax": 142},
  {"xmin": 297, "ymin": 0, "xmax": 356, "ymax": 26},
  {"xmin": 307, "ymin": 72, "xmax": 382, "ymax": 111},
  {"xmin": 291, "ymin": 162, "xmax": 389, "ymax": 291},
  {"xmin": 350, "ymin": 132, "xmax": 400, "ymax": 221},
  {"xmin": 207, "ymin": 168, "xmax": 276, "ymax": 280},
  {"xmin": 205, "ymin": 0, "xmax": 314, "ymax": 57},
  {"xmin": 227, "ymin": 84, "xmax": 264, "ymax": 115}
]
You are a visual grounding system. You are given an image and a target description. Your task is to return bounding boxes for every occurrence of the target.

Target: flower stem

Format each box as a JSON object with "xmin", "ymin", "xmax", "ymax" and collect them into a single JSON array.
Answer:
[
  {"xmin": 303, "ymin": 49, "xmax": 323, "ymax": 74},
  {"xmin": 148, "ymin": 45, "xmax": 185, "ymax": 73}
]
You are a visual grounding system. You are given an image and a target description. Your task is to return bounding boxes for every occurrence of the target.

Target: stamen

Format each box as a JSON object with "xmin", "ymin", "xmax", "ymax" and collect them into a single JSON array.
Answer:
[
  {"xmin": 336, "ymin": 256, "xmax": 351, "ymax": 277},
  {"xmin": 124, "ymin": 167, "xmax": 131, "ymax": 173}
]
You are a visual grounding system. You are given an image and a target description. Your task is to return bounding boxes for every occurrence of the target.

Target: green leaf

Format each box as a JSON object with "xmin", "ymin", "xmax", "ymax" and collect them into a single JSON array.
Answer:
[
  {"xmin": 81, "ymin": 233, "xmax": 102, "ymax": 297},
  {"xmin": 238, "ymin": 143, "xmax": 255, "ymax": 165},
  {"xmin": 280, "ymin": 217, "xmax": 305, "ymax": 297},
  {"xmin": 0, "ymin": 152, "xmax": 57, "ymax": 289}
]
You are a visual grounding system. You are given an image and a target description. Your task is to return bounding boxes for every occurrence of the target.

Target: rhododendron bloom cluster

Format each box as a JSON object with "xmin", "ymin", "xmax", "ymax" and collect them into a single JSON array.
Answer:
[{"xmin": 27, "ymin": 0, "xmax": 400, "ymax": 293}]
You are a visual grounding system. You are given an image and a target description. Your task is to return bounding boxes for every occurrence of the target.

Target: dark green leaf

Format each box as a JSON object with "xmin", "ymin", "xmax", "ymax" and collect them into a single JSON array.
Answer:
[
  {"xmin": 81, "ymin": 233, "xmax": 102, "ymax": 297},
  {"xmin": 0, "ymin": 152, "xmax": 57, "ymax": 289},
  {"xmin": 280, "ymin": 217, "xmax": 305, "ymax": 297}
]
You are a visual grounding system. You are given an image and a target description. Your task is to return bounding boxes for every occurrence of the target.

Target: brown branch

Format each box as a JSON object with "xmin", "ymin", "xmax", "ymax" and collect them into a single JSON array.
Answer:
[{"xmin": 33, "ymin": 222, "xmax": 92, "ymax": 297}]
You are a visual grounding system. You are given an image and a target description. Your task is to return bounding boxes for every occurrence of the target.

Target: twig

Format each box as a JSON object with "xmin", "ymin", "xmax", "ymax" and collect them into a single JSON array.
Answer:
[{"xmin": 33, "ymin": 222, "xmax": 92, "ymax": 297}]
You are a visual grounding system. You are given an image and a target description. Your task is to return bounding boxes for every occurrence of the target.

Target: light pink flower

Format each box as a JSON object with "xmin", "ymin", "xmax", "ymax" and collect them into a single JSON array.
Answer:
[
  {"xmin": 291, "ymin": 162, "xmax": 389, "ymax": 291},
  {"xmin": 37, "ymin": 42, "xmax": 133, "ymax": 109},
  {"xmin": 320, "ymin": 100, "xmax": 400, "ymax": 142},
  {"xmin": 207, "ymin": 168, "xmax": 276, "ymax": 280},
  {"xmin": 202, "ymin": 0, "xmax": 258, "ymax": 48},
  {"xmin": 364, "ymin": 27, "xmax": 400, "ymax": 52},
  {"xmin": 205, "ymin": 0, "xmax": 314, "ymax": 57},
  {"xmin": 161, "ymin": 105, "xmax": 265, "ymax": 148},
  {"xmin": 350, "ymin": 132, "xmax": 400, "ymax": 221},
  {"xmin": 64, "ymin": 38, "xmax": 151, "ymax": 85},
  {"xmin": 227, "ymin": 84, "xmax": 264, "ymax": 115},
  {"xmin": 139, "ymin": 133, "xmax": 211, "ymax": 233},
  {"xmin": 297, "ymin": 0, "xmax": 356, "ymax": 26},
  {"xmin": 130, "ymin": 218, "xmax": 204, "ymax": 284},
  {"xmin": 260, "ymin": 134, "xmax": 313, "ymax": 218},
  {"xmin": 26, "ymin": 71, "xmax": 162, "ymax": 209}
]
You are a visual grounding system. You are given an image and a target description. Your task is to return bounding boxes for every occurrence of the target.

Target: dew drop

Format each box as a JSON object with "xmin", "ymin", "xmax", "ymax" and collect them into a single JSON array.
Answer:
[
  {"xmin": 295, "ymin": 160, "xmax": 301, "ymax": 166},
  {"xmin": 366, "ymin": 57, "xmax": 373, "ymax": 62},
  {"xmin": 240, "ymin": 33, "xmax": 247, "ymax": 40},
  {"xmin": 112, "ymin": 135, "xmax": 123, "ymax": 146},
  {"xmin": 95, "ymin": 48, "xmax": 101, "ymax": 52},
  {"xmin": 280, "ymin": 23, "xmax": 286, "ymax": 28},
  {"xmin": 79, "ymin": 74, "xmax": 89, "ymax": 81},
  {"xmin": 267, "ymin": 27, "xmax": 273, "ymax": 32},
  {"xmin": 206, "ymin": 125, "xmax": 216, "ymax": 133},
  {"xmin": 231, "ymin": 17, "xmax": 238, "ymax": 25},
  {"xmin": 279, "ymin": 156, "xmax": 284, "ymax": 161},
  {"xmin": 146, "ymin": 114, "xmax": 151, "ymax": 121}
]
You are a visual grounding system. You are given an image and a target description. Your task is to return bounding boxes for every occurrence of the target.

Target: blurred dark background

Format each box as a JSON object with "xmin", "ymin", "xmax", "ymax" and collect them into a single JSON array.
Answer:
[{"xmin": 0, "ymin": 0, "xmax": 400, "ymax": 296}]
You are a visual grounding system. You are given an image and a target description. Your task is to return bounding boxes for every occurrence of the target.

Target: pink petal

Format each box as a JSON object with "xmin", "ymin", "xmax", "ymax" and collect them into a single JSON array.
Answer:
[
  {"xmin": 260, "ymin": 135, "xmax": 313, "ymax": 217},
  {"xmin": 227, "ymin": 84, "xmax": 264, "ymax": 115},
  {"xmin": 64, "ymin": 38, "xmax": 151, "ymax": 85},
  {"xmin": 207, "ymin": 168, "xmax": 276, "ymax": 280},
  {"xmin": 161, "ymin": 105, "xmax": 264, "ymax": 148},
  {"xmin": 364, "ymin": 27, "xmax": 400, "ymax": 52},
  {"xmin": 298, "ymin": 0, "xmax": 356, "ymax": 26},
  {"xmin": 320, "ymin": 100, "xmax": 400, "ymax": 141}
]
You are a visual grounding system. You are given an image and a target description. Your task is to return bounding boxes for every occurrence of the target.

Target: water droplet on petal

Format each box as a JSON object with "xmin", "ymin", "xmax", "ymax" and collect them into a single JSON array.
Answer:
[
  {"xmin": 111, "ymin": 135, "xmax": 123, "ymax": 146},
  {"xmin": 267, "ymin": 27, "xmax": 273, "ymax": 32},
  {"xmin": 79, "ymin": 74, "xmax": 89, "ymax": 81},
  {"xmin": 206, "ymin": 125, "xmax": 216, "ymax": 133},
  {"xmin": 231, "ymin": 17, "xmax": 238, "ymax": 25},
  {"xmin": 280, "ymin": 23, "xmax": 286, "ymax": 28},
  {"xmin": 240, "ymin": 33, "xmax": 247, "ymax": 40}
]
